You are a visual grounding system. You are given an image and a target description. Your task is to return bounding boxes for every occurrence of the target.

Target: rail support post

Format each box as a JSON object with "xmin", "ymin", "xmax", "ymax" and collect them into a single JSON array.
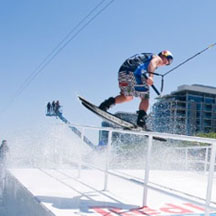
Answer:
[
  {"xmin": 143, "ymin": 135, "xmax": 153, "ymax": 206},
  {"xmin": 104, "ymin": 130, "xmax": 112, "ymax": 191},
  {"xmin": 205, "ymin": 142, "xmax": 216, "ymax": 216}
]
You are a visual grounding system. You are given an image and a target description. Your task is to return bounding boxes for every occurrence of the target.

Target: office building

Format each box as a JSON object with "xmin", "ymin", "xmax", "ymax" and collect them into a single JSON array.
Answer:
[{"xmin": 152, "ymin": 84, "xmax": 216, "ymax": 135}]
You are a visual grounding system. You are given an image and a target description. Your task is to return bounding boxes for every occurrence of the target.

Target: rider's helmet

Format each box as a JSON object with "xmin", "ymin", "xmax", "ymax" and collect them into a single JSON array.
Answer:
[{"xmin": 158, "ymin": 50, "xmax": 173, "ymax": 65}]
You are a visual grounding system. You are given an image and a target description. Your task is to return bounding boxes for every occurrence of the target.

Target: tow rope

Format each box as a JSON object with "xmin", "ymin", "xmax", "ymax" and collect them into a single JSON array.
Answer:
[{"xmin": 147, "ymin": 43, "xmax": 216, "ymax": 96}]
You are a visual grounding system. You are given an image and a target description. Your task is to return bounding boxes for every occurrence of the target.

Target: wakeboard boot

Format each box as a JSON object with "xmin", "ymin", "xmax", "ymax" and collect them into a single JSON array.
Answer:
[
  {"xmin": 99, "ymin": 97, "xmax": 115, "ymax": 111},
  {"xmin": 137, "ymin": 110, "xmax": 147, "ymax": 129}
]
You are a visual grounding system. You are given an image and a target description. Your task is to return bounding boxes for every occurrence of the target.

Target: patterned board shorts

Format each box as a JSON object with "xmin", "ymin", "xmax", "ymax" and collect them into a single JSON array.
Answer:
[{"xmin": 118, "ymin": 70, "xmax": 149, "ymax": 99}]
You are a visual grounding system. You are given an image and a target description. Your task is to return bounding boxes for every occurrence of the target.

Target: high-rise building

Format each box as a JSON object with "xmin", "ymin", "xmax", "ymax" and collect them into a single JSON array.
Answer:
[
  {"xmin": 99, "ymin": 112, "xmax": 139, "ymax": 145},
  {"xmin": 152, "ymin": 84, "xmax": 216, "ymax": 135}
]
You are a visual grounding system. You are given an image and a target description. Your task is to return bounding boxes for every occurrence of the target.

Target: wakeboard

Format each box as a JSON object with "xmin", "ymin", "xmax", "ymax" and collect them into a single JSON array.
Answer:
[{"xmin": 78, "ymin": 96, "xmax": 166, "ymax": 142}]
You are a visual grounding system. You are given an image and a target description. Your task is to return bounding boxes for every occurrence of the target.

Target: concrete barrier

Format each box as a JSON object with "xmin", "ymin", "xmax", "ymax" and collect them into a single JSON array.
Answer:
[{"xmin": 3, "ymin": 171, "xmax": 54, "ymax": 216}]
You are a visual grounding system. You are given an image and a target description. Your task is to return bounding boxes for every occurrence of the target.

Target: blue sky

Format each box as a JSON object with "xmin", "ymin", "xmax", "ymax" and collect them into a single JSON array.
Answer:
[{"xmin": 0, "ymin": 0, "xmax": 216, "ymax": 137}]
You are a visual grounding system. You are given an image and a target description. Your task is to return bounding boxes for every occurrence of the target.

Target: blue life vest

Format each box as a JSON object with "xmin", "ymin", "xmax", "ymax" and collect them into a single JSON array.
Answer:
[{"xmin": 119, "ymin": 53, "xmax": 154, "ymax": 72}]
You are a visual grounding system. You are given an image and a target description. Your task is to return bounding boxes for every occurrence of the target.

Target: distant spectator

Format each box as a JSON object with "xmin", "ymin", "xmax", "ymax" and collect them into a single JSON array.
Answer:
[
  {"xmin": 0, "ymin": 140, "xmax": 9, "ymax": 164},
  {"xmin": 47, "ymin": 102, "xmax": 51, "ymax": 114},
  {"xmin": 52, "ymin": 101, "xmax": 56, "ymax": 114},
  {"xmin": 0, "ymin": 140, "xmax": 9, "ymax": 197},
  {"xmin": 55, "ymin": 100, "xmax": 60, "ymax": 114}
]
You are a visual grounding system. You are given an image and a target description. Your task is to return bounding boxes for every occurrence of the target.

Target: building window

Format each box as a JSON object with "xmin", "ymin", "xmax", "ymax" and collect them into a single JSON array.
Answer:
[{"xmin": 187, "ymin": 95, "xmax": 203, "ymax": 103}]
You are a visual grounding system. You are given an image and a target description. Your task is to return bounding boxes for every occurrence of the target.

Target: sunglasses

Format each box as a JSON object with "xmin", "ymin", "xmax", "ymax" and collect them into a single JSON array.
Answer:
[{"xmin": 166, "ymin": 56, "xmax": 173, "ymax": 65}]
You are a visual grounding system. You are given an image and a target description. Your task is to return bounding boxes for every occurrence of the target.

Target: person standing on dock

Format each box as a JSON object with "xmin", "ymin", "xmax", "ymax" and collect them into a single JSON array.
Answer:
[{"xmin": 0, "ymin": 140, "xmax": 9, "ymax": 198}]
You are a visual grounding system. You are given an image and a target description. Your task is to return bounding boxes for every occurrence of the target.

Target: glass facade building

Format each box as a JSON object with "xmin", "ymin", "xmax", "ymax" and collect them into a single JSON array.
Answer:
[
  {"xmin": 152, "ymin": 84, "xmax": 216, "ymax": 135},
  {"xmin": 98, "ymin": 112, "xmax": 138, "ymax": 145}
]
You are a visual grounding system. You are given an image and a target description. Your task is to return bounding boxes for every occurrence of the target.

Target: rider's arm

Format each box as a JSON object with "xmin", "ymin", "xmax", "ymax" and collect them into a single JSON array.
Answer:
[
  {"xmin": 147, "ymin": 55, "xmax": 162, "ymax": 78},
  {"xmin": 145, "ymin": 56, "xmax": 163, "ymax": 85}
]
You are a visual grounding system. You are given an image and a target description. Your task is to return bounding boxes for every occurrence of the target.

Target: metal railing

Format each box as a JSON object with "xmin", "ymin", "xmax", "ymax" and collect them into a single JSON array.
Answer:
[
  {"xmin": 61, "ymin": 122, "xmax": 216, "ymax": 216},
  {"xmin": 170, "ymin": 146, "xmax": 216, "ymax": 173}
]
